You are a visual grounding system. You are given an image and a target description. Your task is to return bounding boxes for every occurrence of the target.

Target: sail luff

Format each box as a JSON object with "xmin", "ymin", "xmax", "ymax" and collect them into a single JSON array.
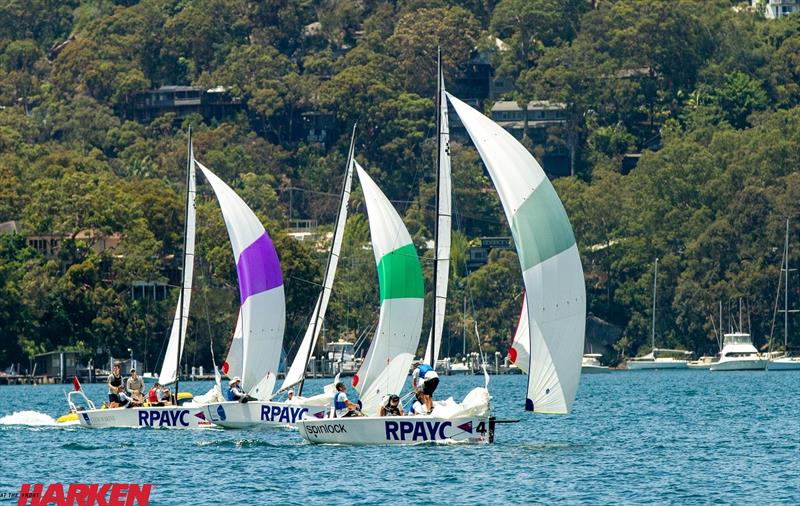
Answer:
[
  {"xmin": 158, "ymin": 130, "xmax": 196, "ymax": 387},
  {"xmin": 447, "ymin": 93, "xmax": 585, "ymax": 415},
  {"xmin": 282, "ymin": 125, "xmax": 357, "ymax": 395}
]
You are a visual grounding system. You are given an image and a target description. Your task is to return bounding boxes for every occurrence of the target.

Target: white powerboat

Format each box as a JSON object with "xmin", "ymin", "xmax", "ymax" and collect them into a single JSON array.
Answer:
[
  {"xmin": 710, "ymin": 333, "xmax": 766, "ymax": 371},
  {"xmin": 581, "ymin": 354, "xmax": 610, "ymax": 373}
]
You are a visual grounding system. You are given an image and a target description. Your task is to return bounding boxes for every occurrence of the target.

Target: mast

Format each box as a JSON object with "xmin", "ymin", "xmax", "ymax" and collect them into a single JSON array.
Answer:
[
  {"xmin": 428, "ymin": 47, "xmax": 443, "ymax": 365},
  {"xmin": 298, "ymin": 124, "xmax": 357, "ymax": 396},
  {"xmin": 785, "ymin": 218, "xmax": 789, "ymax": 351},
  {"xmin": 175, "ymin": 127, "xmax": 192, "ymax": 399},
  {"xmin": 651, "ymin": 257, "xmax": 658, "ymax": 351}
]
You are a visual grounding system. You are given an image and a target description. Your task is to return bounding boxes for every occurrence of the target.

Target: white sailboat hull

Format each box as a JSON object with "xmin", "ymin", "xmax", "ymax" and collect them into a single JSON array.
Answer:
[
  {"xmin": 297, "ymin": 414, "xmax": 490, "ymax": 445},
  {"xmin": 626, "ymin": 359, "xmax": 689, "ymax": 370},
  {"xmin": 203, "ymin": 400, "xmax": 328, "ymax": 429},
  {"xmin": 709, "ymin": 358, "xmax": 766, "ymax": 371},
  {"xmin": 581, "ymin": 364, "xmax": 611, "ymax": 374},
  {"xmin": 768, "ymin": 357, "xmax": 800, "ymax": 370},
  {"xmin": 76, "ymin": 405, "xmax": 214, "ymax": 429}
]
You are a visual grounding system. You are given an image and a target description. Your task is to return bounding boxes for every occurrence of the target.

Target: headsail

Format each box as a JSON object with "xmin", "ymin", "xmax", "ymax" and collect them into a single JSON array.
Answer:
[
  {"xmin": 158, "ymin": 135, "xmax": 197, "ymax": 386},
  {"xmin": 352, "ymin": 161, "xmax": 424, "ymax": 416},
  {"xmin": 424, "ymin": 55, "xmax": 452, "ymax": 367},
  {"xmin": 197, "ymin": 161, "xmax": 286, "ymax": 396},
  {"xmin": 448, "ymin": 93, "xmax": 585, "ymax": 415},
  {"xmin": 280, "ymin": 133, "xmax": 356, "ymax": 394},
  {"xmin": 509, "ymin": 295, "xmax": 530, "ymax": 374}
]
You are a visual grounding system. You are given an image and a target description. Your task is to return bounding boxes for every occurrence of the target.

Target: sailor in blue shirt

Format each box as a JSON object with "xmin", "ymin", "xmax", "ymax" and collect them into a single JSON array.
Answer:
[{"xmin": 411, "ymin": 362, "xmax": 439, "ymax": 413}]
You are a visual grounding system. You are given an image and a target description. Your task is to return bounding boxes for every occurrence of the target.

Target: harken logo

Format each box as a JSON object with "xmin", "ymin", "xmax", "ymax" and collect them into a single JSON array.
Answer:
[{"xmin": 17, "ymin": 483, "xmax": 152, "ymax": 506}]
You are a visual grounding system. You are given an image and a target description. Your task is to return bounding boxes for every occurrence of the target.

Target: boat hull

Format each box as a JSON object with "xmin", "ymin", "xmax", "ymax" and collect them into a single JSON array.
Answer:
[
  {"xmin": 76, "ymin": 405, "xmax": 213, "ymax": 429},
  {"xmin": 767, "ymin": 358, "xmax": 800, "ymax": 371},
  {"xmin": 297, "ymin": 414, "xmax": 491, "ymax": 445},
  {"xmin": 687, "ymin": 363, "xmax": 713, "ymax": 370},
  {"xmin": 709, "ymin": 358, "xmax": 766, "ymax": 371},
  {"xmin": 581, "ymin": 365, "xmax": 610, "ymax": 374},
  {"xmin": 626, "ymin": 360, "xmax": 688, "ymax": 370},
  {"xmin": 204, "ymin": 400, "xmax": 328, "ymax": 429}
]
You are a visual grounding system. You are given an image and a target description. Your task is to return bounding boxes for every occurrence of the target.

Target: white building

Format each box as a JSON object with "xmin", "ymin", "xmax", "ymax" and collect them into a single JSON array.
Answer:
[{"xmin": 754, "ymin": 0, "xmax": 799, "ymax": 19}]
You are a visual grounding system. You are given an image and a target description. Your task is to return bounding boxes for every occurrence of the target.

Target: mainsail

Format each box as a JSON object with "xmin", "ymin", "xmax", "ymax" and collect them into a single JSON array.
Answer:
[
  {"xmin": 448, "ymin": 93, "xmax": 585, "ymax": 415},
  {"xmin": 280, "ymin": 133, "xmax": 356, "ymax": 393},
  {"xmin": 197, "ymin": 161, "xmax": 286, "ymax": 397},
  {"xmin": 158, "ymin": 135, "xmax": 197, "ymax": 386},
  {"xmin": 352, "ymin": 161, "xmax": 424, "ymax": 416},
  {"xmin": 423, "ymin": 57, "xmax": 452, "ymax": 367},
  {"xmin": 221, "ymin": 310, "xmax": 243, "ymax": 377}
]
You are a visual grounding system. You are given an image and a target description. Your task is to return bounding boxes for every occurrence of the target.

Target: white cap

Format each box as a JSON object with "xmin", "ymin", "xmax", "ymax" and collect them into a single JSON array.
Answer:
[
  {"xmin": 229, "ymin": 376, "xmax": 241, "ymax": 386},
  {"xmin": 288, "ymin": 389, "xmax": 295, "ymax": 395}
]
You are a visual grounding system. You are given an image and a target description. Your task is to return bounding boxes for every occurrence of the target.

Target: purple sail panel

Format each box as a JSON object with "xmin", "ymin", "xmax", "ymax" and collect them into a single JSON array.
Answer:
[{"xmin": 236, "ymin": 233, "xmax": 283, "ymax": 303}]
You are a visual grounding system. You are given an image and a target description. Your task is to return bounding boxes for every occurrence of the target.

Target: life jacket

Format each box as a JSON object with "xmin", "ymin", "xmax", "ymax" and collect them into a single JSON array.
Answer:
[
  {"xmin": 227, "ymin": 388, "xmax": 236, "ymax": 401},
  {"xmin": 147, "ymin": 387, "xmax": 159, "ymax": 403},
  {"xmin": 417, "ymin": 364, "xmax": 433, "ymax": 379},
  {"xmin": 384, "ymin": 403, "xmax": 401, "ymax": 416},
  {"xmin": 109, "ymin": 374, "xmax": 122, "ymax": 387},
  {"xmin": 333, "ymin": 392, "xmax": 347, "ymax": 411}
]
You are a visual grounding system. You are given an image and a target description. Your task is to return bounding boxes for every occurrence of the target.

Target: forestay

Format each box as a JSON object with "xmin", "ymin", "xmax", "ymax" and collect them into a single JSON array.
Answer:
[
  {"xmin": 448, "ymin": 93, "xmax": 585, "ymax": 415},
  {"xmin": 196, "ymin": 161, "xmax": 286, "ymax": 397},
  {"xmin": 352, "ymin": 162, "xmax": 424, "ymax": 416},
  {"xmin": 158, "ymin": 140, "xmax": 197, "ymax": 386},
  {"xmin": 423, "ymin": 67, "xmax": 452, "ymax": 367}
]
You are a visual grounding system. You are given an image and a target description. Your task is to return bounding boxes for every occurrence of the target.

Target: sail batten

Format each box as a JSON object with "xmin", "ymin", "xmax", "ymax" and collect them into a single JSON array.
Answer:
[
  {"xmin": 447, "ymin": 93, "xmax": 585, "ymax": 415},
  {"xmin": 197, "ymin": 160, "xmax": 285, "ymax": 395},
  {"xmin": 352, "ymin": 161, "xmax": 424, "ymax": 416}
]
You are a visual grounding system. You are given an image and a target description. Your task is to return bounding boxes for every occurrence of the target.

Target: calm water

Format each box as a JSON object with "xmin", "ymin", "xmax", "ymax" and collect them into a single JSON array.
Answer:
[{"xmin": 0, "ymin": 371, "xmax": 798, "ymax": 504}]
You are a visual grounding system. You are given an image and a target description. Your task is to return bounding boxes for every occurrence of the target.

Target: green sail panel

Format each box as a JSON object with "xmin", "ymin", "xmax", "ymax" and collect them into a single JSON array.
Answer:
[
  {"xmin": 511, "ymin": 181, "xmax": 577, "ymax": 272},
  {"xmin": 377, "ymin": 243, "xmax": 424, "ymax": 303}
]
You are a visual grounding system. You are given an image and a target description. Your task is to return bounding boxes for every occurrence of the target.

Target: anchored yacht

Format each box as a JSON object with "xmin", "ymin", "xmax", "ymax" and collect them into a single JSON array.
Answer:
[{"xmin": 709, "ymin": 332, "xmax": 766, "ymax": 371}]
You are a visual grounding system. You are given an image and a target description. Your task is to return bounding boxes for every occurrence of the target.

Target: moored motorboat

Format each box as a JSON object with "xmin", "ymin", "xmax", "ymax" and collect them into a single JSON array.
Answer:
[
  {"xmin": 709, "ymin": 333, "xmax": 766, "ymax": 371},
  {"xmin": 687, "ymin": 356, "xmax": 716, "ymax": 369}
]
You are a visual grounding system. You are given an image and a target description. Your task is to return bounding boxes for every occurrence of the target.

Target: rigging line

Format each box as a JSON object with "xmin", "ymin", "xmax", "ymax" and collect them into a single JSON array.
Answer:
[{"xmin": 768, "ymin": 242, "xmax": 785, "ymax": 353}]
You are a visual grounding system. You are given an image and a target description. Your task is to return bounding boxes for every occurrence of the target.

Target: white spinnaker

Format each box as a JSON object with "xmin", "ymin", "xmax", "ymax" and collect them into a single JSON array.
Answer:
[
  {"xmin": 197, "ymin": 160, "xmax": 286, "ymax": 395},
  {"xmin": 423, "ymin": 69, "xmax": 452, "ymax": 366},
  {"xmin": 352, "ymin": 162, "xmax": 424, "ymax": 416},
  {"xmin": 158, "ymin": 142, "xmax": 196, "ymax": 386},
  {"xmin": 510, "ymin": 295, "xmax": 530, "ymax": 374},
  {"xmin": 280, "ymin": 157, "xmax": 354, "ymax": 391},
  {"xmin": 448, "ymin": 93, "xmax": 585, "ymax": 415}
]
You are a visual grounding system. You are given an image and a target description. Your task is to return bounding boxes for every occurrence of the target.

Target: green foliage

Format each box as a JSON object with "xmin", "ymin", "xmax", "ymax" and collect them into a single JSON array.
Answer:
[{"xmin": 2, "ymin": 0, "xmax": 800, "ymax": 370}]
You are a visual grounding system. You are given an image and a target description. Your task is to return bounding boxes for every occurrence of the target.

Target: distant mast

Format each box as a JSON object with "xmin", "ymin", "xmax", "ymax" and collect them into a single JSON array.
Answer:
[{"xmin": 652, "ymin": 257, "xmax": 658, "ymax": 352}]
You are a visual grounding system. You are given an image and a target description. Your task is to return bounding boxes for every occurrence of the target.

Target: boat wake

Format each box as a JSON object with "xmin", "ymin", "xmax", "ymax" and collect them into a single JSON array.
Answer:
[{"xmin": 0, "ymin": 410, "xmax": 61, "ymax": 426}]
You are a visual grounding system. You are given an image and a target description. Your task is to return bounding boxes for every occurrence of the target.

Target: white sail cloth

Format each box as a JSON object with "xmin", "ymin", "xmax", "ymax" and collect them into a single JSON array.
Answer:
[
  {"xmin": 424, "ymin": 68, "xmax": 452, "ymax": 367},
  {"xmin": 158, "ymin": 141, "xmax": 197, "ymax": 386},
  {"xmin": 352, "ymin": 162, "xmax": 425, "ymax": 416},
  {"xmin": 280, "ymin": 156, "xmax": 354, "ymax": 391},
  {"xmin": 197, "ymin": 161, "xmax": 286, "ymax": 396},
  {"xmin": 510, "ymin": 295, "xmax": 530, "ymax": 374},
  {"xmin": 448, "ymin": 93, "xmax": 585, "ymax": 415}
]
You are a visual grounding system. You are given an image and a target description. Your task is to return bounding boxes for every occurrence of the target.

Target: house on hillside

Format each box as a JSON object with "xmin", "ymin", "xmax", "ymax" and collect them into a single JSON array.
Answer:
[
  {"xmin": 753, "ymin": 0, "xmax": 799, "ymax": 18},
  {"xmin": 121, "ymin": 85, "xmax": 243, "ymax": 123},
  {"xmin": 24, "ymin": 229, "xmax": 121, "ymax": 259}
]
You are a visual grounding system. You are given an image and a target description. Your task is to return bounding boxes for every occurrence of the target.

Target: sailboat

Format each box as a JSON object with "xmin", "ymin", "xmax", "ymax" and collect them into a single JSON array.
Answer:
[
  {"xmin": 769, "ymin": 218, "xmax": 800, "ymax": 371},
  {"xmin": 68, "ymin": 130, "xmax": 212, "ymax": 428},
  {"xmin": 626, "ymin": 258, "xmax": 691, "ymax": 370},
  {"xmin": 297, "ymin": 161, "xmax": 490, "ymax": 444},
  {"xmin": 299, "ymin": 53, "xmax": 585, "ymax": 443},
  {"xmin": 204, "ymin": 129, "xmax": 357, "ymax": 428}
]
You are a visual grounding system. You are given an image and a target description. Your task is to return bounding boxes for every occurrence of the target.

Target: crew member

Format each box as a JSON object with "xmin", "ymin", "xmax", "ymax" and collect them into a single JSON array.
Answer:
[
  {"xmin": 410, "ymin": 391, "xmax": 428, "ymax": 415},
  {"xmin": 126, "ymin": 368, "xmax": 145, "ymax": 405},
  {"xmin": 287, "ymin": 389, "xmax": 295, "ymax": 401},
  {"xmin": 411, "ymin": 362, "xmax": 439, "ymax": 412},
  {"xmin": 107, "ymin": 362, "xmax": 126, "ymax": 408},
  {"xmin": 147, "ymin": 382, "xmax": 163, "ymax": 405},
  {"xmin": 333, "ymin": 382, "xmax": 360, "ymax": 417},
  {"xmin": 227, "ymin": 377, "xmax": 254, "ymax": 402},
  {"xmin": 379, "ymin": 394, "xmax": 403, "ymax": 416}
]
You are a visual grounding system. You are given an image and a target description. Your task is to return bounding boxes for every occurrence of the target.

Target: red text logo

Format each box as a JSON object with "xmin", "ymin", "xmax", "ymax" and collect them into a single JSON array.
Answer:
[{"xmin": 18, "ymin": 484, "xmax": 152, "ymax": 506}]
